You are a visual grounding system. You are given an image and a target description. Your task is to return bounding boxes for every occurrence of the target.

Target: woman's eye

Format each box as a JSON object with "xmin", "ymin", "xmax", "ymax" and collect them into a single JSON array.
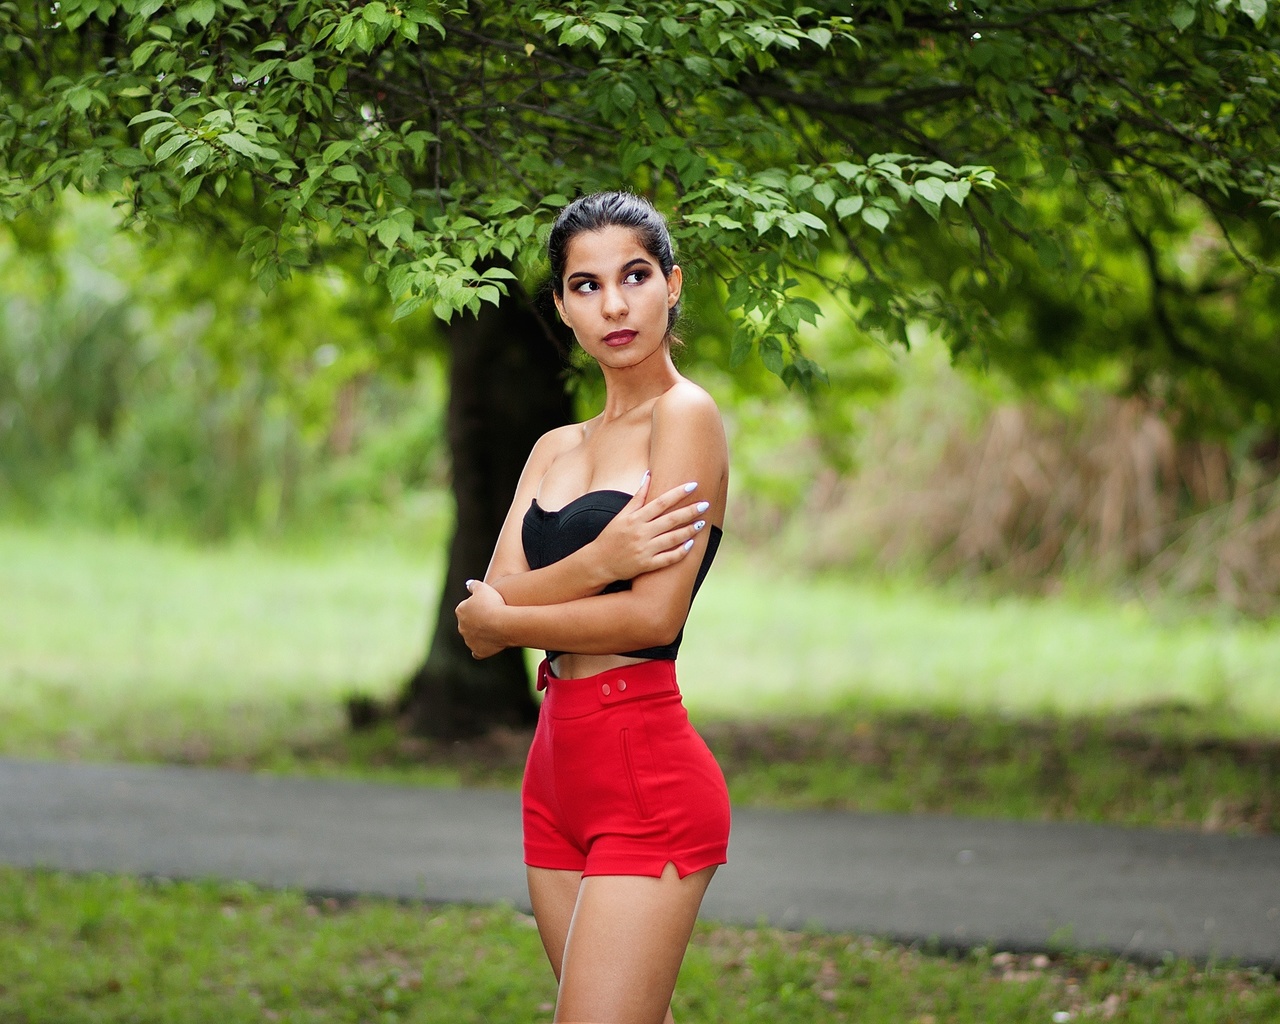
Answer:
[
  {"xmin": 572, "ymin": 280, "xmax": 598, "ymax": 294},
  {"xmin": 624, "ymin": 271, "xmax": 649, "ymax": 285}
]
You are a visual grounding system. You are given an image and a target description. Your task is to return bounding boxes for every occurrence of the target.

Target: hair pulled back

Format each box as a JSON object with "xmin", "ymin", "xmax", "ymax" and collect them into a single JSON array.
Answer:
[{"xmin": 547, "ymin": 191, "xmax": 681, "ymax": 335}]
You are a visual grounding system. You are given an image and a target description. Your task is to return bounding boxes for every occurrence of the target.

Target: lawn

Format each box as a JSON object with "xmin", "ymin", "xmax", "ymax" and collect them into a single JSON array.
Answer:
[
  {"xmin": 1, "ymin": 868, "xmax": 1276, "ymax": 1024},
  {"xmin": 4, "ymin": 523, "xmax": 1278, "ymax": 757},
  {"xmin": 3, "ymin": 524, "xmax": 1279, "ymax": 1021},
  {"xmin": 2, "ymin": 523, "xmax": 1277, "ymax": 832}
]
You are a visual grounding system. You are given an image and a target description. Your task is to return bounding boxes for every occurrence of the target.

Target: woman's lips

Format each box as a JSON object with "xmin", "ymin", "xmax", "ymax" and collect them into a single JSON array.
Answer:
[{"xmin": 604, "ymin": 330, "xmax": 637, "ymax": 347}]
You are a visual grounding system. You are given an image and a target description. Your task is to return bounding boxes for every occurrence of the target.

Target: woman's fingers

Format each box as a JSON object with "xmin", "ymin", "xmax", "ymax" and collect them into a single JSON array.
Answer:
[
  {"xmin": 648, "ymin": 500, "xmax": 710, "ymax": 537},
  {"xmin": 619, "ymin": 470, "xmax": 652, "ymax": 513},
  {"xmin": 640, "ymin": 480, "xmax": 701, "ymax": 519},
  {"xmin": 657, "ymin": 518, "xmax": 708, "ymax": 553},
  {"xmin": 649, "ymin": 534, "xmax": 699, "ymax": 568}
]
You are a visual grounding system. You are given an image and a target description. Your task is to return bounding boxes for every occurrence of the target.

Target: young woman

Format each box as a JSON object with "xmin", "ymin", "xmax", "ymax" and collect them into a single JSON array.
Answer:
[{"xmin": 454, "ymin": 191, "xmax": 731, "ymax": 1024}]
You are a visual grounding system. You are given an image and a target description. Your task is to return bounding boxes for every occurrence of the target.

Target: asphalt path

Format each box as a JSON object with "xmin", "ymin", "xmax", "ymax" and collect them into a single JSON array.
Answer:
[{"xmin": 2, "ymin": 758, "xmax": 1277, "ymax": 969}]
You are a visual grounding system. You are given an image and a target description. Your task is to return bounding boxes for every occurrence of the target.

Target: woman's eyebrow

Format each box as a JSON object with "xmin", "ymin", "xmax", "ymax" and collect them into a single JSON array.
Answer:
[{"xmin": 566, "ymin": 257, "xmax": 654, "ymax": 284}]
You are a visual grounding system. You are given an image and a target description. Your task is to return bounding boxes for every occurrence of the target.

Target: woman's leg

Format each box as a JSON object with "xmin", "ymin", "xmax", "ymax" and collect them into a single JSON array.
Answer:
[
  {"xmin": 552, "ymin": 862, "xmax": 715, "ymax": 1024},
  {"xmin": 527, "ymin": 866, "xmax": 584, "ymax": 982},
  {"xmin": 528, "ymin": 864, "xmax": 685, "ymax": 1024}
]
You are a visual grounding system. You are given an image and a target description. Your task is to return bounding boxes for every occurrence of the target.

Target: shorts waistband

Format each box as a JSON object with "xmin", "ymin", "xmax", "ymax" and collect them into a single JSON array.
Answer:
[{"xmin": 537, "ymin": 658, "xmax": 678, "ymax": 718}]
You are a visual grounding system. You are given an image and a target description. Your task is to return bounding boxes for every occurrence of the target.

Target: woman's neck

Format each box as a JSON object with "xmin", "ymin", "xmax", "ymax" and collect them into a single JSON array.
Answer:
[{"xmin": 597, "ymin": 347, "xmax": 681, "ymax": 422}]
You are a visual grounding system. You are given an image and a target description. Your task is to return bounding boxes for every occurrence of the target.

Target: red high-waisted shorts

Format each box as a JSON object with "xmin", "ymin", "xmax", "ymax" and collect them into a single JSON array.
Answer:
[{"xmin": 522, "ymin": 658, "xmax": 731, "ymax": 878}]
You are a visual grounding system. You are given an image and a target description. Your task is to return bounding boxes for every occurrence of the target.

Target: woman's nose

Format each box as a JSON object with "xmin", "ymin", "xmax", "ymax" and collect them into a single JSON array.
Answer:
[{"xmin": 602, "ymin": 283, "xmax": 628, "ymax": 318}]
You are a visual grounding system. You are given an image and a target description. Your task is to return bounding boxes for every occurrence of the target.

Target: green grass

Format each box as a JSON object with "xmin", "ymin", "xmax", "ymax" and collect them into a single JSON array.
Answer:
[
  {"xmin": 2, "ymin": 523, "xmax": 1278, "ymax": 832},
  {"xmin": 1, "ymin": 868, "xmax": 1276, "ymax": 1024},
  {"xmin": 0, "ymin": 525, "xmax": 434, "ymax": 765},
  {"xmin": 678, "ymin": 570, "xmax": 1280, "ymax": 728},
  {"xmin": 4, "ymin": 524, "xmax": 1278, "ymax": 746},
  {"xmin": 3, "ymin": 528, "xmax": 1279, "ymax": 1017}
]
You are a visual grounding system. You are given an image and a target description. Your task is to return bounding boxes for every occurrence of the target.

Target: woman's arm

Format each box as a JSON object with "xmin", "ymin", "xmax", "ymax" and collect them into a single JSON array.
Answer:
[
  {"xmin": 487, "ymin": 474, "xmax": 710, "ymax": 607},
  {"xmin": 458, "ymin": 384, "xmax": 728, "ymax": 657},
  {"xmin": 480, "ymin": 423, "xmax": 709, "ymax": 612}
]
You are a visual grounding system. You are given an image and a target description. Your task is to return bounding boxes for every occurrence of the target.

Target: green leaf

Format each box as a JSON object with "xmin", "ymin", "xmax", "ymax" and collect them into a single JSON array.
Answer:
[
  {"xmin": 66, "ymin": 85, "xmax": 93, "ymax": 114},
  {"xmin": 219, "ymin": 132, "xmax": 262, "ymax": 158},
  {"xmin": 835, "ymin": 195, "xmax": 863, "ymax": 218},
  {"xmin": 178, "ymin": 173, "xmax": 204, "ymax": 207},
  {"xmin": 808, "ymin": 27, "xmax": 832, "ymax": 49},
  {"xmin": 612, "ymin": 80, "xmax": 637, "ymax": 110},
  {"xmin": 245, "ymin": 59, "xmax": 281, "ymax": 82},
  {"xmin": 760, "ymin": 339, "xmax": 784, "ymax": 375},
  {"xmin": 487, "ymin": 197, "xmax": 524, "ymax": 216},
  {"xmin": 322, "ymin": 141, "xmax": 353, "ymax": 164},
  {"xmin": 660, "ymin": 16, "xmax": 688, "ymax": 38},
  {"xmin": 789, "ymin": 173, "xmax": 815, "ymax": 194},
  {"xmin": 363, "ymin": 1, "xmax": 391, "ymax": 27},
  {"xmin": 375, "ymin": 218, "xmax": 402, "ymax": 249},
  {"xmin": 112, "ymin": 148, "xmax": 150, "ymax": 167},
  {"xmin": 944, "ymin": 180, "xmax": 971, "ymax": 205},
  {"xmin": 1170, "ymin": 3, "xmax": 1196, "ymax": 30},
  {"xmin": 913, "ymin": 178, "xmax": 947, "ymax": 206},
  {"xmin": 287, "ymin": 57, "xmax": 315, "ymax": 84},
  {"xmin": 861, "ymin": 207, "xmax": 890, "ymax": 232},
  {"xmin": 154, "ymin": 132, "xmax": 191, "ymax": 161},
  {"xmin": 182, "ymin": 0, "xmax": 216, "ymax": 28},
  {"xmin": 1238, "ymin": 0, "xmax": 1266, "ymax": 26},
  {"xmin": 331, "ymin": 164, "xmax": 360, "ymax": 182}
]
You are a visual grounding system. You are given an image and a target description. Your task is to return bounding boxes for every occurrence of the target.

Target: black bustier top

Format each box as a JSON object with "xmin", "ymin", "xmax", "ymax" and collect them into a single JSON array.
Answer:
[{"xmin": 521, "ymin": 489, "xmax": 722, "ymax": 661}]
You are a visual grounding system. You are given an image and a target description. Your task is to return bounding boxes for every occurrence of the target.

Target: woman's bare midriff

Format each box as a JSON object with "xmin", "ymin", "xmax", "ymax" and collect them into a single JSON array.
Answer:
[{"xmin": 549, "ymin": 652, "xmax": 652, "ymax": 680}]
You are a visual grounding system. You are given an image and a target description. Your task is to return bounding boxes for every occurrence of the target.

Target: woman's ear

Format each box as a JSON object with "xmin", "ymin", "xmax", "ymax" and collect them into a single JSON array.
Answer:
[
  {"xmin": 553, "ymin": 293, "xmax": 570, "ymax": 328},
  {"xmin": 667, "ymin": 265, "xmax": 683, "ymax": 308}
]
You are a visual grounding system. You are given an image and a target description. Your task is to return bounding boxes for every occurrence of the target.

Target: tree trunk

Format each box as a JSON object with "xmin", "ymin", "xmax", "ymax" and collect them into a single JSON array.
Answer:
[{"xmin": 399, "ymin": 293, "xmax": 573, "ymax": 739}]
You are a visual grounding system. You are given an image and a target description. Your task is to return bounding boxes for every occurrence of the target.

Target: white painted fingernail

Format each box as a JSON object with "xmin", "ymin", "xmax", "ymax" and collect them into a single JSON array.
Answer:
[
  {"xmin": 640, "ymin": 470, "xmax": 650, "ymax": 484},
  {"xmin": 683, "ymin": 482, "xmax": 697, "ymax": 493},
  {"xmin": 695, "ymin": 501, "xmax": 710, "ymax": 513},
  {"xmin": 682, "ymin": 539, "xmax": 695, "ymax": 551},
  {"xmin": 694, "ymin": 520, "xmax": 706, "ymax": 531}
]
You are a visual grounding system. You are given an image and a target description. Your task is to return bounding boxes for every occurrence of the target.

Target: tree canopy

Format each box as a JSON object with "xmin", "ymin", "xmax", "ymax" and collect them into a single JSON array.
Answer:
[{"xmin": 5, "ymin": 1, "xmax": 1278, "ymax": 411}]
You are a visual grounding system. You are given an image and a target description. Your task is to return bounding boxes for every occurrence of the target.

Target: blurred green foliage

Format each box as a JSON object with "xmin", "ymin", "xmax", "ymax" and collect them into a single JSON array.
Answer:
[{"xmin": 0, "ymin": 196, "xmax": 449, "ymax": 539}]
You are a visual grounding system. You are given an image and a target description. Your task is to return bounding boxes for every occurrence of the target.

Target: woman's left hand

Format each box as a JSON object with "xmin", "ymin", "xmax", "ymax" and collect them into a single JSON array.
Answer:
[{"xmin": 455, "ymin": 579, "xmax": 509, "ymax": 659}]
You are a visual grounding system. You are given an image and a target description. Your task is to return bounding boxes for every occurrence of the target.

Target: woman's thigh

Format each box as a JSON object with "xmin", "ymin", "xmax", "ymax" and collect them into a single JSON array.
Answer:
[
  {"xmin": 554, "ymin": 862, "xmax": 716, "ymax": 1024},
  {"xmin": 528, "ymin": 866, "xmax": 584, "ymax": 982}
]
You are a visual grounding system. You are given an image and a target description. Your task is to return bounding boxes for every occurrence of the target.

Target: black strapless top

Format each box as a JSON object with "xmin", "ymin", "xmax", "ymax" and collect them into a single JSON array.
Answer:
[{"xmin": 522, "ymin": 489, "xmax": 722, "ymax": 661}]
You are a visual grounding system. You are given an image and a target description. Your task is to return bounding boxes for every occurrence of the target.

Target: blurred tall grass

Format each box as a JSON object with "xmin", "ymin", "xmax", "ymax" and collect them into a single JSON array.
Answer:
[{"xmin": 723, "ymin": 338, "xmax": 1280, "ymax": 616}]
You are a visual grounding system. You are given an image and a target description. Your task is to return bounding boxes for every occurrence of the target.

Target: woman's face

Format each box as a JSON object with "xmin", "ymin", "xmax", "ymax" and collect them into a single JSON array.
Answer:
[{"xmin": 554, "ymin": 225, "xmax": 682, "ymax": 370}]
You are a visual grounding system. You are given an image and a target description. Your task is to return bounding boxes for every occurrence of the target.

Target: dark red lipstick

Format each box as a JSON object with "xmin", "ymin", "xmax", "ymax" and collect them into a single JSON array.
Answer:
[{"xmin": 604, "ymin": 330, "xmax": 637, "ymax": 347}]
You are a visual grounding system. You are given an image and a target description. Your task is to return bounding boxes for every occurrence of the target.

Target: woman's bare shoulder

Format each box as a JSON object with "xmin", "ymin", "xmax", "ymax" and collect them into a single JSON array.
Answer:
[
  {"xmin": 529, "ymin": 421, "xmax": 585, "ymax": 461},
  {"xmin": 652, "ymin": 378, "xmax": 724, "ymax": 430}
]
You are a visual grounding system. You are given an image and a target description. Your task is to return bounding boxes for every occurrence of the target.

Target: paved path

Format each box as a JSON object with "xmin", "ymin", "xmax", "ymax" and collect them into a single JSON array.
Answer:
[{"xmin": 2, "ymin": 758, "xmax": 1277, "ymax": 968}]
